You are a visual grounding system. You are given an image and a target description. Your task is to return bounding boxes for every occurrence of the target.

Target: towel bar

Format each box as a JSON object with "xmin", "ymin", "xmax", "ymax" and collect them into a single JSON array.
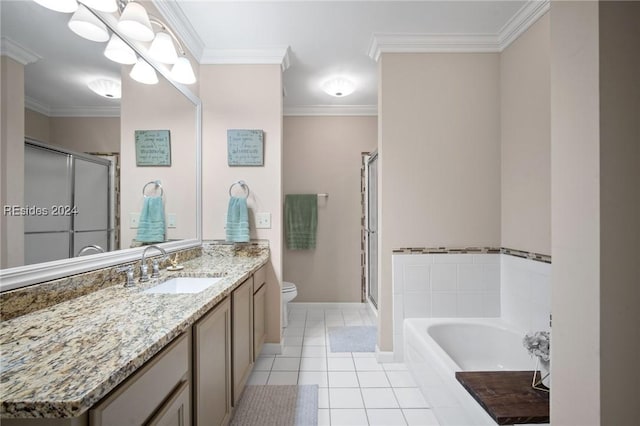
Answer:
[
  {"xmin": 142, "ymin": 180, "xmax": 164, "ymax": 197},
  {"xmin": 229, "ymin": 180, "xmax": 250, "ymax": 198}
]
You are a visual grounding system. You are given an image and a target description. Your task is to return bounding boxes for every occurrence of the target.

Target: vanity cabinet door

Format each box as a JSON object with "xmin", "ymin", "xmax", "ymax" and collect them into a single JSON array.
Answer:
[
  {"xmin": 232, "ymin": 276, "xmax": 254, "ymax": 405},
  {"xmin": 253, "ymin": 281, "xmax": 266, "ymax": 361},
  {"xmin": 193, "ymin": 298, "xmax": 231, "ymax": 426},
  {"xmin": 145, "ymin": 381, "xmax": 190, "ymax": 426},
  {"xmin": 89, "ymin": 333, "xmax": 190, "ymax": 426}
]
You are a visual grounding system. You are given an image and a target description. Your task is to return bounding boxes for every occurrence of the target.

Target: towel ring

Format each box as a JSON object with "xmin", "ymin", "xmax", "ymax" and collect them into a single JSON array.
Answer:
[
  {"xmin": 142, "ymin": 180, "xmax": 164, "ymax": 197},
  {"xmin": 229, "ymin": 180, "xmax": 250, "ymax": 198}
]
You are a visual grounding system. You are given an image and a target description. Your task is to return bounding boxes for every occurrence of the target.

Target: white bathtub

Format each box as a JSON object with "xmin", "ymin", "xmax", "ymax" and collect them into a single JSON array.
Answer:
[{"xmin": 404, "ymin": 318, "xmax": 546, "ymax": 426}]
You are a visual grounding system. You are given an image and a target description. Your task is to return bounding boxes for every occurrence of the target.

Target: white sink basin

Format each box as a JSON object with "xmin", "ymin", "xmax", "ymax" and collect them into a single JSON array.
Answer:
[{"xmin": 143, "ymin": 277, "xmax": 223, "ymax": 294}]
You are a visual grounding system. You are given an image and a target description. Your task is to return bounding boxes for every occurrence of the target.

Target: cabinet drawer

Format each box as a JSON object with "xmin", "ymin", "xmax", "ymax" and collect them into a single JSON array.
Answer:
[
  {"xmin": 253, "ymin": 265, "xmax": 266, "ymax": 293},
  {"xmin": 90, "ymin": 333, "xmax": 190, "ymax": 426}
]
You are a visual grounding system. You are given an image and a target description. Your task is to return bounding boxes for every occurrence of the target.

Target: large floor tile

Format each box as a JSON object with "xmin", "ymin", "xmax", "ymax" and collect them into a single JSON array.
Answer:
[
  {"xmin": 267, "ymin": 371, "xmax": 298, "ymax": 385},
  {"xmin": 271, "ymin": 357, "xmax": 301, "ymax": 371},
  {"xmin": 329, "ymin": 388, "xmax": 364, "ymax": 409},
  {"xmin": 367, "ymin": 409, "xmax": 408, "ymax": 426},
  {"xmin": 354, "ymin": 357, "xmax": 384, "ymax": 371},
  {"xmin": 402, "ymin": 409, "xmax": 440, "ymax": 426},
  {"xmin": 357, "ymin": 371, "xmax": 391, "ymax": 388},
  {"xmin": 298, "ymin": 371, "xmax": 329, "ymax": 387},
  {"xmin": 328, "ymin": 357, "xmax": 356, "ymax": 371},
  {"xmin": 330, "ymin": 409, "xmax": 369, "ymax": 426},
  {"xmin": 361, "ymin": 388, "xmax": 400, "ymax": 409},
  {"xmin": 328, "ymin": 371, "xmax": 360, "ymax": 387},
  {"xmin": 394, "ymin": 388, "xmax": 429, "ymax": 409},
  {"xmin": 386, "ymin": 371, "xmax": 418, "ymax": 387}
]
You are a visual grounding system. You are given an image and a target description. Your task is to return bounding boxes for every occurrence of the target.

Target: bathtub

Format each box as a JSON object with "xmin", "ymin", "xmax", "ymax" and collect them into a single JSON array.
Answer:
[{"xmin": 404, "ymin": 318, "xmax": 546, "ymax": 426}]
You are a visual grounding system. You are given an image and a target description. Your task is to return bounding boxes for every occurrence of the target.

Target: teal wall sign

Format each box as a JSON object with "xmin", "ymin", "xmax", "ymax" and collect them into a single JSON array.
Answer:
[
  {"xmin": 135, "ymin": 130, "xmax": 171, "ymax": 166},
  {"xmin": 227, "ymin": 129, "xmax": 264, "ymax": 166}
]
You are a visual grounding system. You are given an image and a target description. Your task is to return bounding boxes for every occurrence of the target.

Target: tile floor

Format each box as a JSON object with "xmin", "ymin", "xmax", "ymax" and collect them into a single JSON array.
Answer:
[{"xmin": 247, "ymin": 304, "xmax": 440, "ymax": 426}]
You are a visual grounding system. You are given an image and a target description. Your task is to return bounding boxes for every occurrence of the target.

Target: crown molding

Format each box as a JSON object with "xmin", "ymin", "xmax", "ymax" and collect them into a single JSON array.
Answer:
[
  {"xmin": 25, "ymin": 97, "xmax": 120, "ymax": 118},
  {"xmin": 498, "ymin": 0, "xmax": 550, "ymax": 50},
  {"xmin": 367, "ymin": 0, "xmax": 550, "ymax": 61},
  {"xmin": 368, "ymin": 33, "xmax": 500, "ymax": 60},
  {"xmin": 0, "ymin": 36, "xmax": 41, "ymax": 65},
  {"xmin": 151, "ymin": 0, "xmax": 205, "ymax": 60},
  {"xmin": 201, "ymin": 47, "xmax": 291, "ymax": 71},
  {"xmin": 284, "ymin": 105, "xmax": 377, "ymax": 117}
]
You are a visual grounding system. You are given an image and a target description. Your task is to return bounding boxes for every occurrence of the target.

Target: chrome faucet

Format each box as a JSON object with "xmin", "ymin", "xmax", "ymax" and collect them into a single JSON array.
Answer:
[
  {"xmin": 116, "ymin": 265, "xmax": 135, "ymax": 287},
  {"xmin": 140, "ymin": 245, "xmax": 168, "ymax": 282},
  {"xmin": 77, "ymin": 244, "xmax": 105, "ymax": 256}
]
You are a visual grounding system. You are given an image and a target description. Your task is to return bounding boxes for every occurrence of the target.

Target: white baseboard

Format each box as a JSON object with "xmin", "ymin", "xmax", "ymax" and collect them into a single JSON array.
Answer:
[
  {"xmin": 375, "ymin": 345, "xmax": 395, "ymax": 363},
  {"xmin": 288, "ymin": 302, "xmax": 368, "ymax": 309},
  {"xmin": 259, "ymin": 343, "xmax": 283, "ymax": 356}
]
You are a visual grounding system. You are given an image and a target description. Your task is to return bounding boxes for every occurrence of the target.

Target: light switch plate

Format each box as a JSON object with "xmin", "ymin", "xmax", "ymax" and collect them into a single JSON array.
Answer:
[
  {"xmin": 129, "ymin": 213, "xmax": 139, "ymax": 228},
  {"xmin": 256, "ymin": 212, "xmax": 271, "ymax": 229},
  {"xmin": 168, "ymin": 213, "xmax": 177, "ymax": 228}
]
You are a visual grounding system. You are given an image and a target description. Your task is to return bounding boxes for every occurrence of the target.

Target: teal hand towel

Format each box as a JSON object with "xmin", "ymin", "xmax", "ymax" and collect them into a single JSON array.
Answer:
[
  {"xmin": 226, "ymin": 196, "xmax": 250, "ymax": 243},
  {"xmin": 136, "ymin": 196, "xmax": 165, "ymax": 243},
  {"xmin": 285, "ymin": 194, "xmax": 317, "ymax": 250}
]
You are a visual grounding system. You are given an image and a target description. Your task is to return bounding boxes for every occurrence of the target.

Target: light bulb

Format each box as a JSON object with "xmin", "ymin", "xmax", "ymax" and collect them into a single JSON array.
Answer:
[
  {"xmin": 33, "ymin": 0, "xmax": 78, "ymax": 13},
  {"xmin": 117, "ymin": 2, "xmax": 154, "ymax": 42},
  {"xmin": 130, "ymin": 58, "xmax": 158, "ymax": 85},
  {"xmin": 104, "ymin": 35, "xmax": 137, "ymax": 65},
  {"xmin": 68, "ymin": 5, "xmax": 109, "ymax": 42},
  {"xmin": 149, "ymin": 32, "xmax": 178, "ymax": 64},
  {"xmin": 171, "ymin": 56, "xmax": 196, "ymax": 85}
]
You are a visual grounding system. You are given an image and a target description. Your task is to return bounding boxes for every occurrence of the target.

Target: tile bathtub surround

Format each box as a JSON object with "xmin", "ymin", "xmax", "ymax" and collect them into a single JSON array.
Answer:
[
  {"xmin": 0, "ymin": 246, "xmax": 203, "ymax": 321},
  {"xmin": 392, "ymin": 248, "xmax": 552, "ymax": 361},
  {"xmin": 0, "ymin": 247, "xmax": 269, "ymax": 418}
]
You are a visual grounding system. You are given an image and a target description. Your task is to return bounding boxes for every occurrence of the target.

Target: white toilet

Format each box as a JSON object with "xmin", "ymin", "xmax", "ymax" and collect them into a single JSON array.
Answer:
[{"xmin": 281, "ymin": 281, "xmax": 298, "ymax": 328}]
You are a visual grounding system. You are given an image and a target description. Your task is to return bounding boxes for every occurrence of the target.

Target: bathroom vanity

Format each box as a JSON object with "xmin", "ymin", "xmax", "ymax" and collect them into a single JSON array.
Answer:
[{"xmin": 0, "ymin": 244, "xmax": 270, "ymax": 426}]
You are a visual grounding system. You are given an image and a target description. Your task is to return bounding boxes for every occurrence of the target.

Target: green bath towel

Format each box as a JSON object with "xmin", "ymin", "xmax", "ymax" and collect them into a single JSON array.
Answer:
[{"xmin": 285, "ymin": 194, "xmax": 317, "ymax": 250}]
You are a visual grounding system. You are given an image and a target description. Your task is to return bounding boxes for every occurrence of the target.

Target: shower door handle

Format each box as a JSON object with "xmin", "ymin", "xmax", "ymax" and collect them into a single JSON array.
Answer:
[{"xmin": 365, "ymin": 229, "xmax": 376, "ymax": 234}]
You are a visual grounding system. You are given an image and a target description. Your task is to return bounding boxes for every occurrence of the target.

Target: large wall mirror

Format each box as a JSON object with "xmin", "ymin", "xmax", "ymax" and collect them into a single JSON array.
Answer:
[{"xmin": 0, "ymin": 1, "xmax": 202, "ymax": 291}]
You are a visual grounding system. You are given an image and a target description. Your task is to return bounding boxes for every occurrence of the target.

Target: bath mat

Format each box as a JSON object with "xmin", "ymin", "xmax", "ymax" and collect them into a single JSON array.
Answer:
[
  {"xmin": 230, "ymin": 384, "xmax": 318, "ymax": 426},
  {"xmin": 328, "ymin": 326, "xmax": 377, "ymax": 352}
]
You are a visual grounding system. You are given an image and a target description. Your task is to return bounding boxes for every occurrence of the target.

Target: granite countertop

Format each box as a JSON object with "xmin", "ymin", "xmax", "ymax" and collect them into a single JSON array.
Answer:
[{"xmin": 0, "ymin": 244, "xmax": 269, "ymax": 419}]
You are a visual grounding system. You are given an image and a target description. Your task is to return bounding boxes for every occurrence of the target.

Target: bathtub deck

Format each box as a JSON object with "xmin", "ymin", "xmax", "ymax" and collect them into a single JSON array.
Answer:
[{"xmin": 455, "ymin": 371, "xmax": 550, "ymax": 425}]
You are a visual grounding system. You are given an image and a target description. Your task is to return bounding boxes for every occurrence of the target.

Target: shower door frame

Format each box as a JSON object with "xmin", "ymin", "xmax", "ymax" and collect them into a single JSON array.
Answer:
[{"xmin": 362, "ymin": 151, "xmax": 379, "ymax": 310}]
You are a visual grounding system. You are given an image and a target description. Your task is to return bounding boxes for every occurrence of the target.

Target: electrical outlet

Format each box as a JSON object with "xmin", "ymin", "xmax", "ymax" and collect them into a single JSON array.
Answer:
[
  {"xmin": 256, "ymin": 212, "xmax": 271, "ymax": 229},
  {"xmin": 168, "ymin": 213, "xmax": 177, "ymax": 228},
  {"xmin": 129, "ymin": 213, "xmax": 139, "ymax": 228}
]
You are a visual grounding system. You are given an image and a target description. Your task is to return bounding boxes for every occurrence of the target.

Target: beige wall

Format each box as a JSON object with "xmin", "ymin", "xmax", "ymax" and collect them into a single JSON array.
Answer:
[
  {"xmin": 500, "ymin": 13, "xmax": 551, "ymax": 255},
  {"xmin": 200, "ymin": 64, "xmax": 283, "ymax": 343},
  {"xmin": 25, "ymin": 109, "xmax": 120, "ymax": 153},
  {"xmin": 598, "ymin": 2, "xmax": 639, "ymax": 424},
  {"xmin": 120, "ymin": 72, "xmax": 197, "ymax": 247},
  {"xmin": 378, "ymin": 53, "xmax": 501, "ymax": 351},
  {"xmin": 0, "ymin": 56, "xmax": 25, "ymax": 268},
  {"xmin": 283, "ymin": 116, "xmax": 377, "ymax": 302},
  {"xmin": 550, "ymin": 1, "xmax": 601, "ymax": 423}
]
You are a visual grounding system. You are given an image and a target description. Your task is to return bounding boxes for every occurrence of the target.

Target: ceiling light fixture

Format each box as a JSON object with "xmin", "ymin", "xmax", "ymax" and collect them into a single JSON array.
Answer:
[
  {"xmin": 117, "ymin": 1, "xmax": 154, "ymax": 42},
  {"xmin": 68, "ymin": 5, "xmax": 109, "ymax": 42},
  {"xmin": 104, "ymin": 34, "xmax": 137, "ymax": 64},
  {"xmin": 130, "ymin": 58, "xmax": 158, "ymax": 85},
  {"xmin": 149, "ymin": 31, "xmax": 178, "ymax": 64},
  {"xmin": 80, "ymin": 0, "xmax": 118, "ymax": 14},
  {"xmin": 322, "ymin": 78, "xmax": 356, "ymax": 97},
  {"xmin": 171, "ymin": 56, "xmax": 197, "ymax": 85},
  {"xmin": 88, "ymin": 78, "xmax": 122, "ymax": 99},
  {"xmin": 33, "ymin": 0, "xmax": 78, "ymax": 13}
]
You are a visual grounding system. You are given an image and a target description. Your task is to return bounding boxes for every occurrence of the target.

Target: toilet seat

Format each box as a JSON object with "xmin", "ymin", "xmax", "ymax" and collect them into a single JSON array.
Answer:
[{"xmin": 283, "ymin": 281, "xmax": 296, "ymax": 292}]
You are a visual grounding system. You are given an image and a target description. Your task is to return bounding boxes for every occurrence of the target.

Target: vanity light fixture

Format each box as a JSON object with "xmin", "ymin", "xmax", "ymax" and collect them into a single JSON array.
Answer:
[
  {"xmin": 322, "ymin": 77, "xmax": 356, "ymax": 97},
  {"xmin": 130, "ymin": 58, "xmax": 158, "ymax": 85},
  {"xmin": 148, "ymin": 31, "xmax": 178, "ymax": 64},
  {"xmin": 88, "ymin": 78, "xmax": 122, "ymax": 99},
  {"xmin": 68, "ymin": 5, "xmax": 110, "ymax": 42},
  {"xmin": 33, "ymin": 0, "xmax": 78, "ymax": 13},
  {"xmin": 117, "ymin": 1, "xmax": 154, "ymax": 42},
  {"xmin": 104, "ymin": 34, "xmax": 137, "ymax": 64},
  {"xmin": 171, "ymin": 56, "xmax": 197, "ymax": 85},
  {"xmin": 80, "ymin": 0, "xmax": 118, "ymax": 13}
]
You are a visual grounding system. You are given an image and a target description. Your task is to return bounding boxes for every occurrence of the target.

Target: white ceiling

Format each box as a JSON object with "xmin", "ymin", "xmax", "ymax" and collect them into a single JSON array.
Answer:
[{"xmin": 0, "ymin": 1, "xmax": 548, "ymax": 117}]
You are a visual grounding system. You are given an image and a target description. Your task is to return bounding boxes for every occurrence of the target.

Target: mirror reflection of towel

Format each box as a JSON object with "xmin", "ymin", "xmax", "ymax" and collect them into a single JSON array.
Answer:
[
  {"xmin": 285, "ymin": 194, "xmax": 317, "ymax": 250},
  {"xmin": 226, "ymin": 196, "xmax": 250, "ymax": 243},
  {"xmin": 136, "ymin": 196, "xmax": 165, "ymax": 243}
]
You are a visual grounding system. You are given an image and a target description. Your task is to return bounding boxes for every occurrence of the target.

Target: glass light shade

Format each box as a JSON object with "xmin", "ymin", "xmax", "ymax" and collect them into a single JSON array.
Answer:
[
  {"xmin": 130, "ymin": 58, "xmax": 158, "ymax": 85},
  {"xmin": 170, "ymin": 56, "xmax": 196, "ymax": 85},
  {"xmin": 322, "ymin": 78, "xmax": 355, "ymax": 97},
  {"xmin": 33, "ymin": 0, "xmax": 78, "ymax": 13},
  {"xmin": 88, "ymin": 78, "xmax": 121, "ymax": 99},
  {"xmin": 68, "ymin": 5, "xmax": 109, "ymax": 42},
  {"xmin": 104, "ymin": 34, "xmax": 137, "ymax": 65},
  {"xmin": 149, "ymin": 32, "xmax": 178, "ymax": 64},
  {"xmin": 117, "ymin": 2, "xmax": 154, "ymax": 42},
  {"xmin": 80, "ymin": 0, "xmax": 118, "ymax": 13}
]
